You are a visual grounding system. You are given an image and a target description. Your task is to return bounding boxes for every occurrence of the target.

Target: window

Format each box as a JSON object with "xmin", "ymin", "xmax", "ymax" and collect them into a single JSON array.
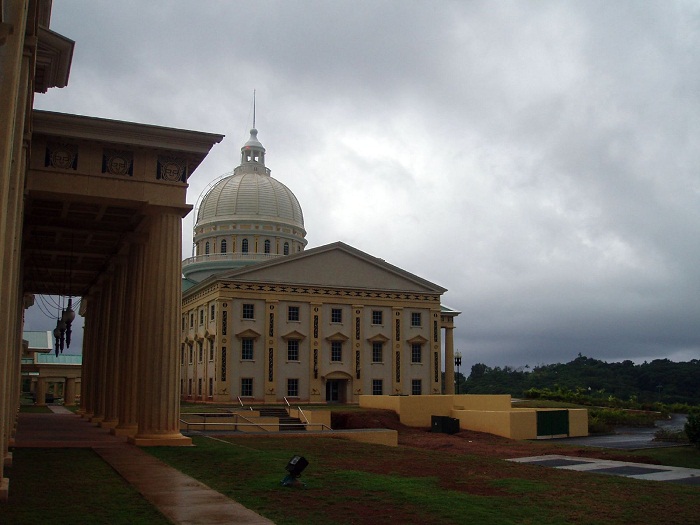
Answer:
[
  {"xmin": 283, "ymin": 242, "xmax": 289, "ymax": 255},
  {"xmin": 372, "ymin": 310, "xmax": 383, "ymax": 325},
  {"xmin": 372, "ymin": 342, "xmax": 383, "ymax": 363},
  {"xmin": 199, "ymin": 309, "xmax": 204, "ymax": 325},
  {"xmin": 412, "ymin": 379, "xmax": 422, "ymax": 395},
  {"xmin": 205, "ymin": 241, "xmax": 210, "ymax": 255},
  {"xmin": 221, "ymin": 239, "xmax": 227, "ymax": 253},
  {"xmin": 208, "ymin": 339, "xmax": 214, "ymax": 361},
  {"xmin": 188, "ymin": 378, "xmax": 192, "ymax": 395},
  {"xmin": 241, "ymin": 378, "xmax": 253, "ymax": 397},
  {"xmin": 198, "ymin": 378, "xmax": 202, "ymax": 396},
  {"xmin": 287, "ymin": 340, "xmax": 299, "ymax": 361},
  {"xmin": 411, "ymin": 312, "xmax": 422, "ymax": 327},
  {"xmin": 288, "ymin": 306, "xmax": 300, "ymax": 322},
  {"xmin": 372, "ymin": 379, "xmax": 383, "ymax": 395},
  {"xmin": 242, "ymin": 303, "xmax": 254, "ymax": 319},
  {"xmin": 287, "ymin": 378, "xmax": 299, "ymax": 397},
  {"xmin": 331, "ymin": 308, "xmax": 342, "ymax": 323},
  {"xmin": 331, "ymin": 341, "xmax": 342, "ymax": 362},
  {"xmin": 264, "ymin": 239, "xmax": 271, "ymax": 254},
  {"xmin": 188, "ymin": 344, "xmax": 193, "ymax": 364},
  {"xmin": 242, "ymin": 238, "xmax": 249, "ymax": 253},
  {"xmin": 182, "ymin": 316, "xmax": 186, "ymax": 331},
  {"xmin": 210, "ymin": 304, "xmax": 215, "ymax": 321},
  {"xmin": 209, "ymin": 378, "xmax": 213, "ymax": 397},
  {"xmin": 411, "ymin": 343, "xmax": 422, "ymax": 363},
  {"xmin": 180, "ymin": 344, "xmax": 185, "ymax": 365},
  {"xmin": 198, "ymin": 340, "xmax": 203, "ymax": 362},
  {"xmin": 241, "ymin": 338, "xmax": 254, "ymax": 360},
  {"xmin": 190, "ymin": 313, "xmax": 194, "ymax": 328}
]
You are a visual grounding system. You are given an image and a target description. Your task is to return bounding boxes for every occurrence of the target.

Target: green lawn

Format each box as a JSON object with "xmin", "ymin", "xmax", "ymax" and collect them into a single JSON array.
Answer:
[
  {"xmin": 148, "ymin": 435, "xmax": 700, "ymax": 525},
  {"xmin": 0, "ymin": 449, "xmax": 170, "ymax": 525}
]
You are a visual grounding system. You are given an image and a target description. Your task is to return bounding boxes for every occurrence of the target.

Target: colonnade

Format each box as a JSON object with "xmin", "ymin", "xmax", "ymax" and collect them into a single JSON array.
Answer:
[{"xmin": 80, "ymin": 211, "xmax": 191, "ymax": 446}]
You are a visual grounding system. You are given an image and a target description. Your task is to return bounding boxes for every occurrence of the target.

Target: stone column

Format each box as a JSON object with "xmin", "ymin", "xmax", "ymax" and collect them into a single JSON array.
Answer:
[
  {"xmin": 80, "ymin": 294, "xmax": 99, "ymax": 418},
  {"xmin": 65, "ymin": 378, "xmax": 78, "ymax": 407},
  {"xmin": 36, "ymin": 379, "xmax": 47, "ymax": 407},
  {"xmin": 101, "ymin": 260, "xmax": 127, "ymax": 429},
  {"xmin": 91, "ymin": 281, "xmax": 113, "ymax": 424},
  {"xmin": 113, "ymin": 239, "xmax": 146, "ymax": 437},
  {"xmin": 131, "ymin": 212, "xmax": 191, "ymax": 446},
  {"xmin": 444, "ymin": 327, "xmax": 455, "ymax": 395},
  {"xmin": 0, "ymin": 1, "xmax": 31, "ymax": 499}
]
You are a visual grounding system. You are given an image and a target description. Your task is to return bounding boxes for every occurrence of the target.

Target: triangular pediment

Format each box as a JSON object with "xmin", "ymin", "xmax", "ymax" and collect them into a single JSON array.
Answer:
[
  {"xmin": 281, "ymin": 330, "xmax": 306, "ymax": 341},
  {"xmin": 325, "ymin": 332, "xmax": 349, "ymax": 342},
  {"xmin": 235, "ymin": 328, "xmax": 261, "ymax": 340},
  {"xmin": 367, "ymin": 333, "xmax": 390, "ymax": 343},
  {"xmin": 407, "ymin": 335, "xmax": 429, "ymax": 345},
  {"xmin": 215, "ymin": 242, "xmax": 446, "ymax": 293}
]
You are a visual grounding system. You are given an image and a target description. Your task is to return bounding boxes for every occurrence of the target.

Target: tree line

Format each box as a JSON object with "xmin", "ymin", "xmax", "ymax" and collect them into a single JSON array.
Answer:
[{"xmin": 457, "ymin": 354, "xmax": 700, "ymax": 406}]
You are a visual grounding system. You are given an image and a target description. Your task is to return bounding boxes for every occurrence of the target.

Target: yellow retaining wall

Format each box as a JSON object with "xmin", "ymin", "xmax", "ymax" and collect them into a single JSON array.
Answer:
[
  {"xmin": 453, "ymin": 394, "xmax": 512, "ymax": 411},
  {"xmin": 290, "ymin": 408, "xmax": 331, "ymax": 430},
  {"xmin": 568, "ymin": 409, "xmax": 588, "ymax": 437},
  {"xmin": 395, "ymin": 395, "xmax": 455, "ymax": 427},
  {"xmin": 359, "ymin": 394, "xmax": 588, "ymax": 439},
  {"xmin": 359, "ymin": 394, "xmax": 402, "ymax": 413}
]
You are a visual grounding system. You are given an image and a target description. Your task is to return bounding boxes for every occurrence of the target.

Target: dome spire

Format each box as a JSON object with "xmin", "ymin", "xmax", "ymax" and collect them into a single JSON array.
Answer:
[{"xmin": 241, "ymin": 91, "xmax": 266, "ymax": 167}]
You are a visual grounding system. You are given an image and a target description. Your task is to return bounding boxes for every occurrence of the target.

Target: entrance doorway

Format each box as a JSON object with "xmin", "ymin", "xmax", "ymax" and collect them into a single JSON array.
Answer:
[{"xmin": 326, "ymin": 380, "xmax": 344, "ymax": 403}]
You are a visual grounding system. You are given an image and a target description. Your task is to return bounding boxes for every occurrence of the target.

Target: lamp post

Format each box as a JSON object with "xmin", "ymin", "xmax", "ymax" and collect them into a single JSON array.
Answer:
[{"xmin": 454, "ymin": 351, "xmax": 462, "ymax": 395}]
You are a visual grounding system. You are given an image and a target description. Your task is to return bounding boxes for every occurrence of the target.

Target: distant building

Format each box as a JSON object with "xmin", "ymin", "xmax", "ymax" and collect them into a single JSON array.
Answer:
[
  {"xmin": 21, "ymin": 331, "xmax": 81, "ymax": 405},
  {"xmin": 181, "ymin": 130, "xmax": 460, "ymax": 404}
]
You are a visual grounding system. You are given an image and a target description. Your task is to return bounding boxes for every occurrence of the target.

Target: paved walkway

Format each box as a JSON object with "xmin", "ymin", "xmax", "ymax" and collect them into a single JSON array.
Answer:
[
  {"xmin": 510, "ymin": 455, "xmax": 700, "ymax": 485},
  {"xmin": 13, "ymin": 409, "xmax": 274, "ymax": 524}
]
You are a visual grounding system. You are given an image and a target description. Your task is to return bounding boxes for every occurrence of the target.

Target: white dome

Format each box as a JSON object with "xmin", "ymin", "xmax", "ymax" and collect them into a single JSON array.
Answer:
[{"xmin": 197, "ymin": 171, "xmax": 304, "ymax": 230}]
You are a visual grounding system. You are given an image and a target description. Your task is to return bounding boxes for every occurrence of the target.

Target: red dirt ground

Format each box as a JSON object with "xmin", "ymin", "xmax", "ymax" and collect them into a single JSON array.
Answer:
[{"xmin": 331, "ymin": 409, "xmax": 661, "ymax": 464}]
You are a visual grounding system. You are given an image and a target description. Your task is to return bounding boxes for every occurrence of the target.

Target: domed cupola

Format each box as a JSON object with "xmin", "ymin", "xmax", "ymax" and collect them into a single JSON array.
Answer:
[{"xmin": 182, "ymin": 128, "xmax": 307, "ymax": 283}]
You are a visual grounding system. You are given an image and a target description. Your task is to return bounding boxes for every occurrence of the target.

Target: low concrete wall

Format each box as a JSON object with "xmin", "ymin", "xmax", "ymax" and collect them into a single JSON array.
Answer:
[
  {"xmin": 289, "ymin": 408, "xmax": 331, "ymax": 430},
  {"xmin": 358, "ymin": 394, "xmax": 588, "ymax": 439},
  {"xmin": 359, "ymin": 394, "xmax": 402, "ymax": 413},
  {"xmin": 568, "ymin": 409, "xmax": 589, "ymax": 437}
]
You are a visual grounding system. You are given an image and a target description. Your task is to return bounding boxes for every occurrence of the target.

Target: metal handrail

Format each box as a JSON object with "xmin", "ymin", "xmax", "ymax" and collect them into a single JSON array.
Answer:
[
  {"xmin": 297, "ymin": 406, "xmax": 310, "ymax": 425},
  {"xmin": 179, "ymin": 419, "xmax": 331, "ymax": 432}
]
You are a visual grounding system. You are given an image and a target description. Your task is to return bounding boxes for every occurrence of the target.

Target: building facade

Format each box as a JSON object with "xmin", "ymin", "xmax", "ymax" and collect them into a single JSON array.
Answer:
[{"xmin": 181, "ymin": 131, "xmax": 459, "ymax": 404}]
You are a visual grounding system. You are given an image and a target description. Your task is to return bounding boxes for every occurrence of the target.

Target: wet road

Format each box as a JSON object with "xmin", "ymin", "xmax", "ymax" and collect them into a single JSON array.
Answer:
[{"xmin": 559, "ymin": 413, "xmax": 688, "ymax": 450}]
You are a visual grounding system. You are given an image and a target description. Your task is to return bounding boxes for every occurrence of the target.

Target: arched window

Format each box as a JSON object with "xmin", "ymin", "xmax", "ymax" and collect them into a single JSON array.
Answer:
[
  {"xmin": 205, "ymin": 241, "xmax": 210, "ymax": 255},
  {"xmin": 242, "ymin": 238, "xmax": 249, "ymax": 253},
  {"xmin": 283, "ymin": 242, "xmax": 289, "ymax": 255},
  {"xmin": 264, "ymin": 239, "xmax": 271, "ymax": 254},
  {"xmin": 220, "ymin": 239, "xmax": 227, "ymax": 253}
]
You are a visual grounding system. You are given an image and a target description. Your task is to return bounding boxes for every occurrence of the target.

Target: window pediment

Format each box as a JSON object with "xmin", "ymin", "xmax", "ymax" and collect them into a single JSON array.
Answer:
[
  {"xmin": 282, "ymin": 330, "xmax": 306, "ymax": 341},
  {"xmin": 325, "ymin": 332, "xmax": 349, "ymax": 342},
  {"xmin": 235, "ymin": 328, "xmax": 261, "ymax": 340},
  {"xmin": 407, "ymin": 335, "xmax": 428, "ymax": 344},
  {"xmin": 367, "ymin": 333, "xmax": 390, "ymax": 343}
]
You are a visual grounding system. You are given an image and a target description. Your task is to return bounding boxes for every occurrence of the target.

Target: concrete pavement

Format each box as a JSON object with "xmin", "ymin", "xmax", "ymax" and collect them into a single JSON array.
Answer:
[{"xmin": 13, "ymin": 409, "xmax": 274, "ymax": 524}]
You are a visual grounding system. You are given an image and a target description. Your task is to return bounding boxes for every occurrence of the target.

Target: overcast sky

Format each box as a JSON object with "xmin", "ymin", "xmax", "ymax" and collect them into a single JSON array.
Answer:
[{"xmin": 27, "ymin": 0, "xmax": 700, "ymax": 368}]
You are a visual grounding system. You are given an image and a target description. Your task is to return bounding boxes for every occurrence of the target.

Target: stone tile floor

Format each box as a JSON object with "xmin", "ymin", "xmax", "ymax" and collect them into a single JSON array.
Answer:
[{"xmin": 509, "ymin": 455, "xmax": 700, "ymax": 485}]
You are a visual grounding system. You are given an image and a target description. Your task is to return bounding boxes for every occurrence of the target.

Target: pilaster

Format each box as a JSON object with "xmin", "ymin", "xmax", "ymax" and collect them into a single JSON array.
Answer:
[
  {"xmin": 392, "ymin": 307, "xmax": 403, "ymax": 395},
  {"xmin": 309, "ymin": 302, "xmax": 322, "ymax": 402},
  {"xmin": 264, "ymin": 300, "xmax": 277, "ymax": 403}
]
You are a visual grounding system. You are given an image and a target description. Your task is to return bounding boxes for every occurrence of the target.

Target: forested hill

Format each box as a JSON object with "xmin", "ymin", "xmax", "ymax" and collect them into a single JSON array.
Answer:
[{"xmin": 461, "ymin": 355, "xmax": 700, "ymax": 405}]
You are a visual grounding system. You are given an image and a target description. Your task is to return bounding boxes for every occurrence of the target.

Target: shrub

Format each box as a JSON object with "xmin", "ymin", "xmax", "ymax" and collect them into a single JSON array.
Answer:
[{"xmin": 685, "ymin": 413, "xmax": 700, "ymax": 448}]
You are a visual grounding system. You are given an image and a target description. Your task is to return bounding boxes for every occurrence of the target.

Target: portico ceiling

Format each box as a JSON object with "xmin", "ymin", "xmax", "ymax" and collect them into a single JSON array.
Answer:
[{"xmin": 22, "ymin": 196, "xmax": 145, "ymax": 296}]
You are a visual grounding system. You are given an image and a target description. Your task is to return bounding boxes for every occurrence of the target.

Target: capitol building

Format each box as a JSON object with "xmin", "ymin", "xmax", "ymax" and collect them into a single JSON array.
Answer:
[{"xmin": 180, "ymin": 128, "xmax": 459, "ymax": 404}]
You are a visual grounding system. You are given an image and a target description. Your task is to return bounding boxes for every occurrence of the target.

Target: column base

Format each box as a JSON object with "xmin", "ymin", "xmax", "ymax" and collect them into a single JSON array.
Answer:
[
  {"xmin": 8, "ymin": 438, "xmax": 15, "ymax": 447},
  {"xmin": 128, "ymin": 433, "xmax": 192, "ymax": 447},
  {"xmin": 99, "ymin": 419, "xmax": 118, "ymax": 429},
  {"xmin": 4, "ymin": 452, "xmax": 12, "ymax": 468},
  {"xmin": 111, "ymin": 425, "xmax": 137, "ymax": 437},
  {"xmin": 89, "ymin": 416, "xmax": 104, "ymax": 424},
  {"xmin": 0, "ymin": 478, "xmax": 8, "ymax": 502},
  {"xmin": 81, "ymin": 412, "xmax": 93, "ymax": 419}
]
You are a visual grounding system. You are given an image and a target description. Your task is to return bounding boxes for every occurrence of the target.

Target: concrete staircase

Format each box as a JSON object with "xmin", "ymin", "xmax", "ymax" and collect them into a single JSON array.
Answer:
[{"xmin": 258, "ymin": 407, "xmax": 306, "ymax": 431}]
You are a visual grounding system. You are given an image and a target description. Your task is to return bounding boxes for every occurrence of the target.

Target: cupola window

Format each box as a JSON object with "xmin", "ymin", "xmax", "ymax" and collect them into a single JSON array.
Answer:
[
  {"xmin": 205, "ymin": 241, "xmax": 210, "ymax": 255},
  {"xmin": 283, "ymin": 242, "xmax": 289, "ymax": 255},
  {"xmin": 242, "ymin": 238, "xmax": 249, "ymax": 253},
  {"xmin": 221, "ymin": 239, "xmax": 227, "ymax": 253},
  {"xmin": 264, "ymin": 239, "xmax": 271, "ymax": 254}
]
